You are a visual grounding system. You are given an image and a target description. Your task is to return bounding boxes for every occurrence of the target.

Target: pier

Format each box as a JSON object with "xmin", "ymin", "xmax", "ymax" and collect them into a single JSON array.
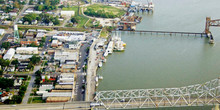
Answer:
[{"xmin": 116, "ymin": 30, "xmax": 208, "ymax": 37}]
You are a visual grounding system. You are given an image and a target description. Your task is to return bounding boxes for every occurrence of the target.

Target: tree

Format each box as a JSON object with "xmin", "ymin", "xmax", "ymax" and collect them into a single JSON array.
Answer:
[
  {"xmin": 71, "ymin": 17, "xmax": 78, "ymax": 23},
  {"xmin": 27, "ymin": 63, "xmax": 34, "ymax": 70},
  {"xmin": 11, "ymin": 59, "xmax": 19, "ymax": 65},
  {"xmin": 12, "ymin": 95, "xmax": 22, "ymax": 104},
  {"xmin": 14, "ymin": 0, "xmax": 20, "ymax": 9},
  {"xmin": 0, "ymin": 59, "xmax": 10, "ymax": 68},
  {"xmin": 37, "ymin": 5, "xmax": 44, "ymax": 11},
  {"xmin": 30, "ymin": 55, "xmax": 41, "ymax": 65},
  {"xmin": 0, "ymin": 78, "xmax": 14, "ymax": 89},
  {"xmin": 6, "ymin": 87, "xmax": 10, "ymax": 92},
  {"xmin": 1, "ymin": 42, "xmax": 11, "ymax": 49},
  {"xmin": 45, "ymin": 0, "xmax": 50, "ymax": 6},
  {"xmin": 0, "ymin": 69, "xmax": 3, "ymax": 76}
]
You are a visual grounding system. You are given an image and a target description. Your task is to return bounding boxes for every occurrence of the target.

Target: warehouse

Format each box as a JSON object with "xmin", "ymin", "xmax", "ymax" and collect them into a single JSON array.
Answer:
[
  {"xmin": 16, "ymin": 47, "xmax": 38, "ymax": 54},
  {"xmin": 3, "ymin": 48, "xmax": 15, "ymax": 60}
]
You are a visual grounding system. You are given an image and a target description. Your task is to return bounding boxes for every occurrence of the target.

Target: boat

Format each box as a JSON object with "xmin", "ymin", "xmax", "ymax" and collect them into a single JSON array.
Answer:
[
  {"xmin": 98, "ymin": 75, "xmax": 103, "ymax": 80},
  {"xmin": 114, "ymin": 41, "xmax": 126, "ymax": 52},
  {"xmin": 98, "ymin": 62, "xmax": 102, "ymax": 67}
]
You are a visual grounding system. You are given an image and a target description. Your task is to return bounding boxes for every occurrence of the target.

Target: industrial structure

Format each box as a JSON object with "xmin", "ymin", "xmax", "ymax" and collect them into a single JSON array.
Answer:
[
  {"xmin": 94, "ymin": 78, "xmax": 220, "ymax": 109},
  {"xmin": 14, "ymin": 25, "xmax": 20, "ymax": 42},
  {"xmin": 205, "ymin": 17, "xmax": 220, "ymax": 43}
]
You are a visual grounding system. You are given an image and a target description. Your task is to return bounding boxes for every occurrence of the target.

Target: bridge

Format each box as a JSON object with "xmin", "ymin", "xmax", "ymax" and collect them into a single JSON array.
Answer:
[
  {"xmin": 116, "ymin": 30, "xmax": 208, "ymax": 37},
  {"xmin": 93, "ymin": 78, "xmax": 220, "ymax": 109}
]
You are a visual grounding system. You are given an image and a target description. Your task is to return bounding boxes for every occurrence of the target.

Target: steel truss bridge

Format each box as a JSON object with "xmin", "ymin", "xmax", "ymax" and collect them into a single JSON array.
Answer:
[{"xmin": 94, "ymin": 78, "xmax": 220, "ymax": 109}]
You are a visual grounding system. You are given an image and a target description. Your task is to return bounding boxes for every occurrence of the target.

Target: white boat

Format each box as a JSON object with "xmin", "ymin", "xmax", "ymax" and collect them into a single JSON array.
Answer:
[
  {"xmin": 98, "ymin": 62, "xmax": 102, "ymax": 67},
  {"xmin": 98, "ymin": 76, "xmax": 103, "ymax": 80}
]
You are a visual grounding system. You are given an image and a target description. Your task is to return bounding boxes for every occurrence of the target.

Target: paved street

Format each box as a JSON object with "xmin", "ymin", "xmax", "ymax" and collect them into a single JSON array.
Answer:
[
  {"xmin": 0, "ymin": 33, "xmax": 12, "ymax": 46},
  {"xmin": 22, "ymin": 66, "xmax": 41, "ymax": 104},
  {"xmin": 76, "ymin": 42, "xmax": 90, "ymax": 101}
]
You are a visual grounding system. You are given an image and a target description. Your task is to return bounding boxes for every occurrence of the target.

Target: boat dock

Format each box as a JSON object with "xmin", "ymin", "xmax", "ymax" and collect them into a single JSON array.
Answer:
[{"xmin": 116, "ymin": 30, "xmax": 208, "ymax": 37}]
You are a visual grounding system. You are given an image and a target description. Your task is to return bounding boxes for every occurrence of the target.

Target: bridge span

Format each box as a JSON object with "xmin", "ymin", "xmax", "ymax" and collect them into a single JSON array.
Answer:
[
  {"xmin": 115, "ymin": 30, "xmax": 208, "ymax": 37},
  {"xmin": 94, "ymin": 78, "xmax": 220, "ymax": 109}
]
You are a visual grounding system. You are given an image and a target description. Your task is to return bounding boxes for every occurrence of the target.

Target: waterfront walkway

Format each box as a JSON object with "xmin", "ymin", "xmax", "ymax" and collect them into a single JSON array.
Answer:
[{"xmin": 85, "ymin": 39, "xmax": 99, "ymax": 101}]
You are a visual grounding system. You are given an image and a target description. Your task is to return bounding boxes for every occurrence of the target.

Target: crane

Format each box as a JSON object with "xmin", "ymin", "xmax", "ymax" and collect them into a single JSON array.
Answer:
[{"xmin": 205, "ymin": 17, "xmax": 220, "ymax": 44}]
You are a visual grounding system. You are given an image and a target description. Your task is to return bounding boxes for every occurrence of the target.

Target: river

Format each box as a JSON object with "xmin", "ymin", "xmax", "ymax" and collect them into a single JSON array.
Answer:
[{"xmin": 97, "ymin": 0, "xmax": 220, "ymax": 109}]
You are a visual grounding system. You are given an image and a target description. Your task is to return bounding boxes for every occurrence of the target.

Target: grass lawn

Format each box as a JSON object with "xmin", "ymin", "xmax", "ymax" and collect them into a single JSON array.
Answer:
[
  {"xmin": 100, "ymin": 28, "xmax": 109, "ymax": 38},
  {"xmin": 28, "ymin": 97, "xmax": 44, "ymax": 104},
  {"xmin": 85, "ymin": 4, "xmax": 125, "ymax": 17},
  {"xmin": 62, "ymin": 6, "xmax": 89, "ymax": 28}
]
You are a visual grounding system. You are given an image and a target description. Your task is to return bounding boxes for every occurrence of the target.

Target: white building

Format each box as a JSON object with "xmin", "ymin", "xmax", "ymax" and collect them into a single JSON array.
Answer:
[
  {"xmin": 54, "ymin": 50, "xmax": 78, "ymax": 63},
  {"xmin": 68, "ymin": 41, "xmax": 81, "ymax": 50},
  {"xmin": 14, "ymin": 54, "xmax": 33, "ymax": 61},
  {"xmin": 61, "ymin": 11, "xmax": 75, "ymax": 17},
  {"xmin": 16, "ymin": 47, "xmax": 38, "ymax": 54},
  {"xmin": 0, "ymin": 29, "xmax": 5, "ymax": 35},
  {"xmin": 42, "ymin": 92, "xmax": 72, "ymax": 99},
  {"xmin": 3, "ymin": 48, "xmax": 15, "ymax": 60},
  {"xmin": 57, "ymin": 73, "xmax": 74, "ymax": 85}
]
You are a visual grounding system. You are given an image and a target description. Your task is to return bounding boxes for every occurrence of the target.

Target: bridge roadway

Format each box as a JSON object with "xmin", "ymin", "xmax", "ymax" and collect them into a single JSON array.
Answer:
[
  {"xmin": 94, "ymin": 78, "xmax": 220, "ymax": 109},
  {"xmin": 116, "ymin": 30, "xmax": 208, "ymax": 37},
  {"xmin": 0, "ymin": 101, "xmax": 91, "ymax": 110}
]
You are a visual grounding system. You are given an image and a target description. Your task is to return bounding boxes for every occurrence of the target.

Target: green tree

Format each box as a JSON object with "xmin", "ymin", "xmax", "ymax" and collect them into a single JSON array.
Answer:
[
  {"xmin": 45, "ymin": 0, "xmax": 50, "ymax": 6},
  {"xmin": 12, "ymin": 95, "xmax": 22, "ymax": 104},
  {"xmin": 6, "ymin": 87, "xmax": 10, "ymax": 92},
  {"xmin": 0, "ymin": 78, "xmax": 14, "ymax": 89},
  {"xmin": 14, "ymin": 0, "xmax": 20, "ymax": 9},
  {"xmin": 37, "ymin": 5, "xmax": 44, "ymax": 11},
  {"xmin": 0, "ymin": 69, "xmax": 3, "ymax": 76},
  {"xmin": 11, "ymin": 59, "xmax": 19, "ymax": 65},
  {"xmin": 30, "ymin": 55, "xmax": 41, "ymax": 65},
  {"xmin": 1, "ymin": 42, "xmax": 11, "ymax": 49}
]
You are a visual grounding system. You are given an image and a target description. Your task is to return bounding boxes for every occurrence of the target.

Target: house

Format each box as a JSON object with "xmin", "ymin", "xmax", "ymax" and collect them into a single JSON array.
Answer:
[
  {"xmin": 7, "ymin": 66, "xmax": 15, "ymax": 72},
  {"xmin": 0, "ymin": 92, "xmax": 13, "ymax": 102},
  {"xmin": 7, "ymin": 37, "xmax": 15, "ymax": 42},
  {"xmin": 3, "ymin": 21, "xmax": 11, "ymax": 25},
  {"xmin": 9, "ymin": 12, "xmax": 17, "ymax": 16},
  {"xmin": 25, "ymin": 32, "xmax": 35, "ymax": 39},
  {"xmin": 36, "ymin": 33, "xmax": 45, "ymax": 41},
  {"xmin": 20, "ymin": 38, "xmax": 39, "ymax": 46},
  {"xmin": 16, "ymin": 47, "xmax": 38, "ymax": 54},
  {"xmin": 24, "ymin": 21, "xmax": 29, "ymax": 25},
  {"xmin": 31, "ymin": 20, "xmax": 38, "ymax": 25},
  {"xmin": 14, "ymin": 78, "xmax": 23, "ymax": 86},
  {"xmin": 0, "ymin": 29, "xmax": 5, "ymax": 35},
  {"xmin": 48, "ymin": 22, "xmax": 53, "ymax": 26},
  {"xmin": 3, "ymin": 74, "xmax": 13, "ymax": 79},
  {"xmin": 3, "ymin": 48, "xmax": 15, "ymax": 60}
]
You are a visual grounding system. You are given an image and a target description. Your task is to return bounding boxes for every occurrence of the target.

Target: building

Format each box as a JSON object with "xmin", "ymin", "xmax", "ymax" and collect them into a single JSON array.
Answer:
[
  {"xmin": 51, "ymin": 40, "xmax": 59, "ymax": 47},
  {"xmin": 68, "ymin": 41, "xmax": 81, "ymax": 50},
  {"xmin": 14, "ymin": 54, "xmax": 33, "ymax": 61},
  {"xmin": 61, "ymin": 11, "xmax": 75, "ymax": 17},
  {"xmin": 20, "ymin": 38, "xmax": 39, "ymax": 45},
  {"xmin": 42, "ymin": 92, "xmax": 72, "ymax": 99},
  {"xmin": 25, "ymin": 32, "xmax": 35, "ymax": 39},
  {"xmin": 57, "ymin": 73, "xmax": 75, "ymax": 85},
  {"xmin": 3, "ymin": 48, "xmax": 15, "ymax": 60},
  {"xmin": 14, "ymin": 78, "xmax": 23, "ymax": 86},
  {"xmin": 0, "ymin": 92, "xmax": 13, "ymax": 102},
  {"xmin": 0, "ymin": 29, "xmax": 5, "ymax": 35},
  {"xmin": 31, "ymin": 20, "xmax": 38, "ymax": 25},
  {"xmin": 36, "ymin": 33, "xmax": 45, "ymax": 41},
  {"xmin": 54, "ymin": 50, "xmax": 78, "ymax": 63},
  {"xmin": 16, "ymin": 47, "xmax": 38, "ymax": 54},
  {"xmin": 53, "ymin": 31, "xmax": 85, "ymax": 42},
  {"xmin": 0, "ymin": 48, "xmax": 5, "ymax": 58}
]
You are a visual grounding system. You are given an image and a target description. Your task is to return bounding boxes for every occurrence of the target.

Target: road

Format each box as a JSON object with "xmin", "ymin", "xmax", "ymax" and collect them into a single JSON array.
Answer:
[
  {"xmin": 0, "ymin": 101, "xmax": 92, "ymax": 110},
  {"xmin": 0, "ymin": 33, "xmax": 11, "ymax": 46},
  {"xmin": 76, "ymin": 42, "xmax": 90, "ymax": 101},
  {"xmin": 14, "ymin": 0, "xmax": 33, "ymax": 25},
  {"xmin": 22, "ymin": 66, "xmax": 41, "ymax": 104}
]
